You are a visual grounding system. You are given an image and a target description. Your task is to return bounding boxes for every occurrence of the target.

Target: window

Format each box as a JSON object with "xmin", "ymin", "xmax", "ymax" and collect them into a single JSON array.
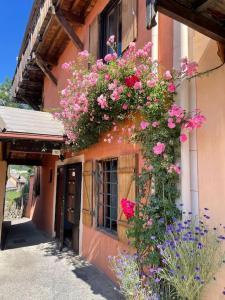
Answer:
[
  {"xmin": 96, "ymin": 158, "xmax": 118, "ymax": 233},
  {"xmin": 100, "ymin": 0, "xmax": 122, "ymax": 57}
]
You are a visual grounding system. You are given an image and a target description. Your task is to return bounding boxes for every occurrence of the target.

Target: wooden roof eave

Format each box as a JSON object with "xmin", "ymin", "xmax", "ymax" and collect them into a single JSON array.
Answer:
[
  {"xmin": 156, "ymin": 0, "xmax": 225, "ymax": 44},
  {"xmin": 0, "ymin": 132, "xmax": 65, "ymax": 142}
]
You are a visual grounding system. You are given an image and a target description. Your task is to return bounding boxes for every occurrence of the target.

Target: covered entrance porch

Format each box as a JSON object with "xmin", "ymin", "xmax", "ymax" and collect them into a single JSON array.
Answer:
[{"xmin": 0, "ymin": 106, "xmax": 64, "ymax": 248}]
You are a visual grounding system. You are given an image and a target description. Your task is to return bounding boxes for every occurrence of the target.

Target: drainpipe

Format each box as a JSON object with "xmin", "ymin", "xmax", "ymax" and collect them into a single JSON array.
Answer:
[
  {"xmin": 173, "ymin": 22, "xmax": 192, "ymax": 213},
  {"xmin": 151, "ymin": 13, "xmax": 158, "ymax": 61}
]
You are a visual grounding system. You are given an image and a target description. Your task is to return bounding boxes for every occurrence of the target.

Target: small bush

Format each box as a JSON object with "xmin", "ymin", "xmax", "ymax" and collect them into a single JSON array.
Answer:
[{"xmin": 158, "ymin": 211, "xmax": 225, "ymax": 300}]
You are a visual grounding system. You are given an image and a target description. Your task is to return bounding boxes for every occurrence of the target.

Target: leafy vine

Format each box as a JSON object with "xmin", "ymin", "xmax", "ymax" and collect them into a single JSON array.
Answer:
[{"xmin": 55, "ymin": 36, "xmax": 205, "ymax": 268}]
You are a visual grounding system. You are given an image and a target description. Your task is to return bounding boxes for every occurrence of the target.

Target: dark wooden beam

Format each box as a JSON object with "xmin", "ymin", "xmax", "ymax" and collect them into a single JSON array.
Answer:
[
  {"xmin": 19, "ymin": 97, "xmax": 40, "ymax": 111},
  {"xmin": 80, "ymin": 0, "xmax": 93, "ymax": 16},
  {"xmin": 60, "ymin": 9, "xmax": 84, "ymax": 24},
  {"xmin": 34, "ymin": 53, "xmax": 58, "ymax": 85},
  {"xmin": 192, "ymin": 0, "xmax": 208, "ymax": 9},
  {"xmin": 156, "ymin": 0, "xmax": 225, "ymax": 43},
  {"xmin": 7, "ymin": 159, "xmax": 42, "ymax": 166},
  {"xmin": 53, "ymin": 7, "xmax": 84, "ymax": 50}
]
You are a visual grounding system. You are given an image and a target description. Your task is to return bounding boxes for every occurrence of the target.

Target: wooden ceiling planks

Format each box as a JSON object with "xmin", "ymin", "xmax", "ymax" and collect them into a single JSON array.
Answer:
[
  {"xmin": 156, "ymin": 0, "xmax": 225, "ymax": 43},
  {"xmin": 12, "ymin": 0, "xmax": 101, "ymax": 109}
]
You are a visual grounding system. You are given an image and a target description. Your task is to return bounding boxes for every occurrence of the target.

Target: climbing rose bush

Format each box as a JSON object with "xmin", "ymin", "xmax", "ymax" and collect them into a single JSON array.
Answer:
[{"xmin": 55, "ymin": 37, "xmax": 206, "ymax": 268}]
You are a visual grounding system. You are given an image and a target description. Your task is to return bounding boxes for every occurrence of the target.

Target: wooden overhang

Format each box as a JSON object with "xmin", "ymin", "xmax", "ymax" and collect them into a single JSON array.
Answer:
[
  {"xmin": 0, "ymin": 107, "xmax": 65, "ymax": 166},
  {"xmin": 155, "ymin": 0, "xmax": 225, "ymax": 44},
  {"xmin": 12, "ymin": 0, "xmax": 97, "ymax": 110}
]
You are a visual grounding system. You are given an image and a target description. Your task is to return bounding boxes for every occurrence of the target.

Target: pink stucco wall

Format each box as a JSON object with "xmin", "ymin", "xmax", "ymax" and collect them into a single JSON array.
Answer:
[
  {"xmin": 192, "ymin": 31, "xmax": 225, "ymax": 299},
  {"xmin": 41, "ymin": 0, "xmax": 174, "ymax": 281}
]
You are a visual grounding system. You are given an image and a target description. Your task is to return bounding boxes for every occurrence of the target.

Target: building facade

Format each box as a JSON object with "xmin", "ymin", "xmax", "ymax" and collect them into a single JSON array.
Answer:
[{"xmin": 0, "ymin": 0, "xmax": 224, "ymax": 296}]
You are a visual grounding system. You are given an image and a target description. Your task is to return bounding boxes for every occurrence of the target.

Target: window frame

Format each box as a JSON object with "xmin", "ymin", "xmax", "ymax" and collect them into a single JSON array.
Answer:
[
  {"xmin": 100, "ymin": 0, "xmax": 122, "ymax": 58},
  {"xmin": 96, "ymin": 158, "xmax": 118, "ymax": 234}
]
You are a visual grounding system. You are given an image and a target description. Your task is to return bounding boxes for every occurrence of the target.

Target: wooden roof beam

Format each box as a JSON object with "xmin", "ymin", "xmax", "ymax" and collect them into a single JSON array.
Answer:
[
  {"xmin": 60, "ymin": 9, "xmax": 84, "ymax": 25},
  {"xmin": 53, "ymin": 7, "xmax": 84, "ymax": 50},
  {"xmin": 7, "ymin": 159, "xmax": 42, "ymax": 166},
  {"xmin": 156, "ymin": 0, "xmax": 225, "ymax": 43},
  {"xmin": 34, "ymin": 53, "xmax": 58, "ymax": 86}
]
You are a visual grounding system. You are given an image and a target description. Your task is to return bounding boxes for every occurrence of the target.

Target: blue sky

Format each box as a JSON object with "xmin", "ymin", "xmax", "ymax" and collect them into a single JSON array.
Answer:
[{"xmin": 0, "ymin": 1, "xmax": 34, "ymax": 83}]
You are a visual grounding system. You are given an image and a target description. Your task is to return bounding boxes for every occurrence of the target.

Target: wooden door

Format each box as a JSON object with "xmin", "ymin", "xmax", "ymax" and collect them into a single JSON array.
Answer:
[
  {"xmin": 66, "ymin": 163, "xmax": 82, "ymax": 252},
  {"xmin": 55, "ymin": 166, "xmax": 66, "ymax": 249}
]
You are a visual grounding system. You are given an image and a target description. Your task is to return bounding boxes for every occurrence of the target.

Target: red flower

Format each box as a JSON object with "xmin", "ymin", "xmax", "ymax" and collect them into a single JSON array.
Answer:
[
  {"xmin": 125, "ymin": 75, "xmax": 139, "ymax": 87},
  {"xmin": 121, "ymin": 198, "xmax": 136, "ymax": 220}
]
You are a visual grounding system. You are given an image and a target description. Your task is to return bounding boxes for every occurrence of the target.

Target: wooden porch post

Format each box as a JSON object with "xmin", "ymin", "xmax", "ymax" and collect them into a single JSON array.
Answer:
[{"xmin": 0, "ymin": 161, "xmax": 7, "ymax": 249}]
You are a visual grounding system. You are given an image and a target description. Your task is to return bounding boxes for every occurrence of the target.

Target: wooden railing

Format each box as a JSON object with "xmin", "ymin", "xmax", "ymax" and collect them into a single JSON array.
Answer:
[{"xmin": 12, "ymin": 0, "xmax": 53, "ymax": 97}]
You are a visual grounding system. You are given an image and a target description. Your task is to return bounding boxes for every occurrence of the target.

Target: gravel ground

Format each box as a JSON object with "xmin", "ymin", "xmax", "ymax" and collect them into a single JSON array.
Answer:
[{"xmin": 0, "ymin": 218, "xmax": 124, "ymax": 300}]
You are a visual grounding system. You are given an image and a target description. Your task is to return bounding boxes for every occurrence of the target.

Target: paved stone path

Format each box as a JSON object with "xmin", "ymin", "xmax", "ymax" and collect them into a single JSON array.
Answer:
[{"xmin": 0, "ymin": 218, "xmax": 123, "ymax": 300}]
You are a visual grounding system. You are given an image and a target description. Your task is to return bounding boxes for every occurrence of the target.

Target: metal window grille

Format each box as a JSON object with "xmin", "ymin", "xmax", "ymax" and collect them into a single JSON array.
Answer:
[{"xmin": 96, "ymin": 158, "xmax": 118, "ymax": 233}]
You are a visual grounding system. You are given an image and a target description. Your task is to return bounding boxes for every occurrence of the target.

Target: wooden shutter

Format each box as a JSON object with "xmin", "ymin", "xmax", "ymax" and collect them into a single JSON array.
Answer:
[
  {"xmin": 82, "ymin": 160, "xmax": 94, "ymax": 227},
  {"xmin": 117, "ymin": 153, "xmax": 138, "ymax": 243},
  {"xmin": 89, "ymin": 17, "xmax": 99, "ymax": 59},
  {"xmin": 122, "ymin": 0, "xmax": 138, "ymax": 52}
]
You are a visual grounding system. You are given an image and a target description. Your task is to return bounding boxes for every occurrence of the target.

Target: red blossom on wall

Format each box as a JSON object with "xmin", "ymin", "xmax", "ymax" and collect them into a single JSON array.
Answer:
[
  {"xmin": 124, "ymin": 75, "xmax": 139, "ymax": 87},
  {"xmin": 121, "ymin": 198, "xmax": 136, "ymax": 220}
]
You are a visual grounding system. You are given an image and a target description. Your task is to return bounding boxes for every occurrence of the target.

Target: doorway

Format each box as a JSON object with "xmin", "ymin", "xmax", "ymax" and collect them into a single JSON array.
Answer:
[{"xmin": 55, "ymin": 163, "xmax": 82, "ymax": 253}]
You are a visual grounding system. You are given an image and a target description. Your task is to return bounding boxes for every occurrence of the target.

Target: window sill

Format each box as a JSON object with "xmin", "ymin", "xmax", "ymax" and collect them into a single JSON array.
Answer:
[{"xmin": 95, "ymin": 227, "xmax": 119, "ymax": 241}]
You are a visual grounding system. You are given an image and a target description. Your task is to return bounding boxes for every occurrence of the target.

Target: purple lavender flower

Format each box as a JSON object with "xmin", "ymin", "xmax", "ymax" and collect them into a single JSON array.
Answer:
[
  {"xmin": 203, "ymin": 214, "xmax": 210, "ymax": 219},
  {"xmin": 194, "ymin": 275, "xmax": 201, "ymax": 281},
  {"xmin": 198, "ymin": 242, "xmax": 203, "ymax": 249}
]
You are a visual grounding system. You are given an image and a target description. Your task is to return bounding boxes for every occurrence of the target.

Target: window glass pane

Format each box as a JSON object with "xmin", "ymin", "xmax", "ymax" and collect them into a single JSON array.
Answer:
[
  {"xmin": 101, "ymin": 0, "xmax": 122, "ymax": 57},
  {"xmin": 97, "ymin": 159, "xmax": 118, "ymax": 233}
]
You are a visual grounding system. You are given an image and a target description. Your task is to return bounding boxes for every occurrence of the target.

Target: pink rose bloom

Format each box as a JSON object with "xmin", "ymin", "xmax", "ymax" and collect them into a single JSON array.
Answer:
[
  {"xmin": 147, "ymin": 218, "xmax": 153, "ymax": 226},
  {"xmin": 129, "ymin": 42, "xmax": 136, "ymax": 49},
  {"xmin": 122, "ymin": 103, "xmax": 128, "ymax": 110},
  {"xmin": 96, "ymin": 59, "xmax": 104, "ymax": 70},
  {"xmin": 104, "ymin": 52, "xmax": 117, "ymax": 62},
  {"xmin": 78, "ymin": 50, "xmax": 89, "ymax": 58},
  {"xmin": 184, "ymin": 114, "xmax": 206, "ymax": 130},
  {"xmin": 104, "ymin": 74, "xmax": 111, "ymax": 81},
  {"xmin": 180, "ymin": 133, "xmax": 187, "ymax": 143},
  {"xmin": 97, "ymin": 95, "xmax": 108, "ymax": 109},
  {"xmin": 152, "ymin": 121, "xmax": 159, "ymax": 128},
  {"xmin": 168, "ymin": 122, "xmax": 175, "ymax": 129},
  {"xmin": 181, "ymin": 57, "xmax": 198, "ymax": 77},
  {"xmin": 62, "ymin": 62, "xmax": 71, "ymax": 70},
  {"xmin": 134, "ymin": 81, "xmax": 142, "ymax": 90},
  {"xmin": 168, "ymin": 118, "xmax": 175, "ymax": 128},
  {"xmin": 140, "ymin": 121, "xmax": 150, "ymax": 130},
  {"xmin": 107, "ymin": 35, "xmax": 115, "ymax": 46},
  {"xmin": 103, "ymin": 114, "xmax": 109, "ymax": 120},
  {"xmin": 153, "ymin": 142, "xmax": 166, "ymax": 155},
  {"xmin": 168, "ymin": 83, "xmax": 176, "ymax": 93},
  {"xmin": 147, "ymin": 79, "xmax": 157, "ymax": 88},
  {"xmin": 169, "ymin": 104, "xmax": 184, "ymax": 119},
  {"xmin": 164, "ymin": 70, "xmax": 172, "ymax": 80},
  {"xmin": 168, "ymin": 164, "xmax": 181, "ymax": 174}
]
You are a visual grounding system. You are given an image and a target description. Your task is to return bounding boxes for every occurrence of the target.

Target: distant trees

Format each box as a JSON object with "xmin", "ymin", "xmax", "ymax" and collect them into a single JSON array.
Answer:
[{"xmin": 0, "ymin": 78, "xmax": 30, "ymax": 109}]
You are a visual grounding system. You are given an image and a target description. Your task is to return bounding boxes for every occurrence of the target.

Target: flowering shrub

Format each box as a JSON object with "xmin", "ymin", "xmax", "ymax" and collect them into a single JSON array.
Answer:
[
  {"xmin": 110, "ymin": 253, "xmax": 177, "ymax": 300},
  {"xmin": 158, "ymin": 211, "xmax": 225, "ymax": 299},
  {"xmin": 56, "ymin": 36, "xmax": 205, "ymax": 268}
]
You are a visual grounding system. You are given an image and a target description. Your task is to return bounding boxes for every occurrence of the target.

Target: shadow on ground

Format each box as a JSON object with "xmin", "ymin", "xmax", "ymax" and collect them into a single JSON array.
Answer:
[
  {"xmin": 3, "ymin": 218, "xmax": 49, "ymax": 250},
  {"xmin": 42, "ymin": 241, "xmax": 124, "ymax": 300}
]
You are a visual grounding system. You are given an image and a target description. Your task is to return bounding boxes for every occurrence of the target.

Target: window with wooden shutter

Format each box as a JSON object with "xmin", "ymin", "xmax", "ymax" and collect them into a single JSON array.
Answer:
[
  {"xmin": 82, "ymin": 160, "xmax": 94, "ymax": 227},
  {"xmin": 117, "ymin": 153, "xmax": 138, "ymax": 243},
  {"xmin": 100, "ymin": 0, "xmax": 122, "ymax": 57},
  {"xmin": 121, "ymin": 0, "xmax": 138, "ymax": 52},
  {"xmin": 89, "ymin": 17, "xmax": 99, "ymax": 59},
  {"xmin": 96, "ymin": 158, "xmax": 118, "ymax": 234}
]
